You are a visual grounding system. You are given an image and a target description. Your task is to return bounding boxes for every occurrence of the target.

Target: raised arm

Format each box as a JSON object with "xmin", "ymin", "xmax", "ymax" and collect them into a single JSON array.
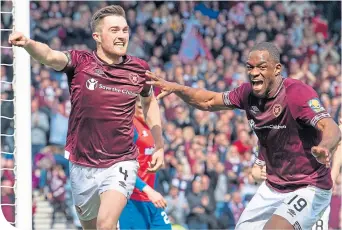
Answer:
[
  {"xmin": 145, "ymin": 71, "xmax": 234, "ymax": 111},
  {"xmin": 9, "ymin": 32, "xmax": 68, "ymax": 71}
]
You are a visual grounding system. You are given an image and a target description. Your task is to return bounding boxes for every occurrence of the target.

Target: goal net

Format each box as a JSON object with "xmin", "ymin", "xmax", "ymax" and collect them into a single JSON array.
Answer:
[{"xmin": 1, "ymin": 0, "xmax": 32, "ymax": 229}]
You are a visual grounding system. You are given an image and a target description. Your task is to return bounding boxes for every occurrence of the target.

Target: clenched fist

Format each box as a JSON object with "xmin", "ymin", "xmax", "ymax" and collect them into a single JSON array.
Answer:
[{"xmin": 8, "ymin": 32, "xmax": 30, "ymax": 47}]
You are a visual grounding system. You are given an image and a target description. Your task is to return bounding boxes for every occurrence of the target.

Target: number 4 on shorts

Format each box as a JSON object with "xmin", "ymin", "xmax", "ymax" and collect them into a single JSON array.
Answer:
[{"xmin": 119, "ymin": 167, "xmax": 128, "ymax": 181}]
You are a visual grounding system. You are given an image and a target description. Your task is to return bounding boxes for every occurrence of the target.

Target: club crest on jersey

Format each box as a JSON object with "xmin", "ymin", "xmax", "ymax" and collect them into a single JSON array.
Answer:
[
  {"xmin": 129, "ymin": 73, "xmax": 139, "ymax": 84},
  {"xmin": 308, "ymin": 98, "xmax": 325, "ymax": 113},
  {"xmin": 273, "ymin": 104, "xmax": 282, "ymax": 117},
  {"xmin": 86, "ymin": 78, "xmax": 98, "ymax": 90}
]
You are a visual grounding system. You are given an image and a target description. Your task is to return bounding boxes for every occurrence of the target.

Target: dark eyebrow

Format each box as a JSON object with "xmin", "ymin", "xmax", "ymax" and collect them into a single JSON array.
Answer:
[
  {"xmin": 246, "ymin": 61, "xmax": 267, "ymax": 67},
  {"xmin": 108, "ymin": 26, "xmax": 130, "ymax": 30}
]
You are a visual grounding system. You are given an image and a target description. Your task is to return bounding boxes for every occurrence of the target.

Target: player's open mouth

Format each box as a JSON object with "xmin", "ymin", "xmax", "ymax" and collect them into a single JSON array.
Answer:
[
  {"xmin": 114, "ymin": 42, "xmax": 125, "ymax": 47},
  {"xmin": 251, "ymin": 80, "xmax": 264, "ymax": 92}
]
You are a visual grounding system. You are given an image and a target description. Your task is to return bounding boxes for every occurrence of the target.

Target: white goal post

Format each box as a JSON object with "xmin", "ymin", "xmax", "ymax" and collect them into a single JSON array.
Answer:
[
  {"xmin": 0, "ymin": 0, "xmax": 32, "ymax": 229},
  {"xmin": 14, "ymin": 0, "xmax": 32, "ymax": 229}
]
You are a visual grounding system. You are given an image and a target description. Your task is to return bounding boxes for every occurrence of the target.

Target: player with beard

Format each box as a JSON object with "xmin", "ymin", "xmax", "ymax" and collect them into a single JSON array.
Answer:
[
  {"xmin": 10, "ymin": 5, "xmax": 164, "ymax": 230},
  {"xmin": 145, "ymin": 42, "xmax": 341, "ymax": 229}
]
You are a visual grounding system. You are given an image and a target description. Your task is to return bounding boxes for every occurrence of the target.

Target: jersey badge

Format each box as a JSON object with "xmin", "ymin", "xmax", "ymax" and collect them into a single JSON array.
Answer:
[
  {"xmin": 272, "ymin": 104, "xmax": 283, "ymax": 117},
  {"xmin": 308, "ymin": 98, "xmax": 325, "ymax": 113},
  {"xmin": 129, "ymin": 73, "xmax": 139, "ymax": 84}
]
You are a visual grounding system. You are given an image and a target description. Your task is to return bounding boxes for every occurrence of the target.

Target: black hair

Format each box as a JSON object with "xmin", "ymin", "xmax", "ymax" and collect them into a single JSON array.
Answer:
[{"xmin": 250, "ymin": 42, "xmax": 280, "ymax": 63}]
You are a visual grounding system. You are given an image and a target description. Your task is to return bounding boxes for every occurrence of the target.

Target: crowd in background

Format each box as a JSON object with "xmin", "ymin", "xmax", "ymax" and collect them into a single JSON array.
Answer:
[{"xmin": 1, "ymin": 1, "xmax": 341, "ymax": 229}]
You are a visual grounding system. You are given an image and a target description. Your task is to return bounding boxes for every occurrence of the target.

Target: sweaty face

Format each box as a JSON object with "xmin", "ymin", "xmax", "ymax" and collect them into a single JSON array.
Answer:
[
  {"xmin": 97, "ymin": 15, "xmax": 130, "ymax": 57},
  {"xmin": 246, "ymin": 50, "xmax": 279, "ymax": 98}
]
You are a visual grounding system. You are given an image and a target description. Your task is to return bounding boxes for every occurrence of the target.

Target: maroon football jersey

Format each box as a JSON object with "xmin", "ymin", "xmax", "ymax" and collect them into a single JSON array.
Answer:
[
  {"xmin": 62, "ymin": 50, "xmax": 152, "ymax": 168},
  {"xmin": 223, "ymin": 78, "xmax": 332, "ymax": 192}
]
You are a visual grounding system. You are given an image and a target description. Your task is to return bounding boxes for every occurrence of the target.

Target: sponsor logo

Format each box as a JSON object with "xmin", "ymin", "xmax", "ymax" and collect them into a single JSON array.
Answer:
[
  {"xmin": 86, "ymin": 78, "xmax": 98, "ymax": 90},
  {"xmin": 144, "ymin": 147, "xmax": 155, "ymax": 156},
  {"xmin": 273, "ymin": 104, "xmax": 282, "ymax": 117},
  {"xmin": 119, "ymin": 181, "xmax": 127, "ymax": 189},
  {"xmin": 308, "ymin": 98, "xmax": 325, "ymax": 113},
  {"xmin": 287, "ymin": 209, "xmax": 296, "ymax": 217},
  {"xmin": 129, "ymin": 73, "xmax": 139, "ymax": 84},
  {"xmin": 94, "ymin": 68, "xmax": 105, "ymax": 76},
  {"xmin": 99, "ymin": 84, "xmax": 138, "ymax": 96},
  {"xmin": 293, "ymin": 221, "xmax": 302, "ymax": 230},
  {"xmin": 75, "ymin": 206, "xmax": 82, "ymax": 215},
  {"xmin": 249, "ymin": 119, "xmax": 286, "ymax": 130},
  {"xmin": 142, "ymin": 130, "xmax": 148, "ymax": 137}
]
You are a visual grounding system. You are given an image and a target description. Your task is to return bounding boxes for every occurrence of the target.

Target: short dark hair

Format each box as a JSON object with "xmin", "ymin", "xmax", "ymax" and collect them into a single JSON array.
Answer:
[
  {"xmin": 90, "ymin": 5, "xmax": 126, "ymax": 32},
  {"xmin": 250, "ymin": 42, "xmax": 280, "ymax": 63}
]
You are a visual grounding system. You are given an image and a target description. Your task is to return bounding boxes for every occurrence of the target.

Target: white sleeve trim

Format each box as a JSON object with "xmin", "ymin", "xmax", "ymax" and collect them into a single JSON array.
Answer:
[
  {"xmin": 310, "ymin": 112, "xmax": 331, "ymax": 127},
  {"xmin": 255, "ymin": 158, "xmax": 266, "ymax": 166},
  {"xmin": 222, "ymin": 91, "xmax": 232, "ymax": 106}
]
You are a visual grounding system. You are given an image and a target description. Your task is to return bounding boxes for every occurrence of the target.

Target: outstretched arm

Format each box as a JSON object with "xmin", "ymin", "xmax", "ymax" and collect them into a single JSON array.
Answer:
[
  {"xmin": 173, "ymin": 85, "xmax": 230, "ymax": 111},
  {"xmin": 9, "ymin": 32, "xmax": 68, "ymax": 71},
  {"xmin": 145, "ymin": 71, "xmax": 234, "ymax": 111}
]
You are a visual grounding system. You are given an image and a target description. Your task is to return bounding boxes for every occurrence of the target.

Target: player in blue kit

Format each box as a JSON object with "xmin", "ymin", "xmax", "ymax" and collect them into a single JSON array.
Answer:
[{"xmin": 119, "ymin": 99, "xmax": 171, "ymax": 230}]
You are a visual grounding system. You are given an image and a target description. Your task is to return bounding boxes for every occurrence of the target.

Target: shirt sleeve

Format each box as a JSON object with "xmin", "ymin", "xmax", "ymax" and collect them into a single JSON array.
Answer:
[
  {"xmin": 222, "ymin": 83, "xmax": 251, "ymax": 110},
  {"xmin": 287, "ymin": 82, "xmax": 331, "ymax": 127},
  {"xmin": 61, "ymin": 50, "xmax": 87, "ymax": 78},
  {"xmin": 254, "ymin": 144, "xmax": 266, "ymax": 166},
  {"xmin": 140, "ymin": 60, "xmax": 153, "ymax": 97}
]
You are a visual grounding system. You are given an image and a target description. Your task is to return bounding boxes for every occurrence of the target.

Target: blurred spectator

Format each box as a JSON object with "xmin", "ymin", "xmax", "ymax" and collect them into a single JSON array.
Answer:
[
  {"xmin": 31, "ymin": 98, "xmax": 50, "ymax": 160},
  {"xmin": 49, "ymin": 101, "xmax": 69, "ymax": 147},
  {"xmin": 186, "ymin": 179, "xmax": 209, "ymax": 229},
  {"xmin": 1, "ymin": 179, "xmax": 15, "ymax": 225},
  {"xmin": 47, "ymin": 164, "xmax": 72, "ymax": 228},
  {"xmin": 165, "ymin": 185, "xmax": 189, "ymax": 227}
]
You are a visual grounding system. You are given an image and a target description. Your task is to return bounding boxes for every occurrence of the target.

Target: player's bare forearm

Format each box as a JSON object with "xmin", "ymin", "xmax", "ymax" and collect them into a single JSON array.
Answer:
[
  {"xmin": 316, "ymin": 118, "xmax": 341, "ymax": 153},
  {"xmin": 24, "ymin": 39, "xmax": 68, "ymax": 71},
  {"xmin": 140, "ymin": 95, "xmax": 164, "ymax": 149},
  {"xmin": 173, "ymin": 84, "xmax": 233, "ymax": 111}
]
